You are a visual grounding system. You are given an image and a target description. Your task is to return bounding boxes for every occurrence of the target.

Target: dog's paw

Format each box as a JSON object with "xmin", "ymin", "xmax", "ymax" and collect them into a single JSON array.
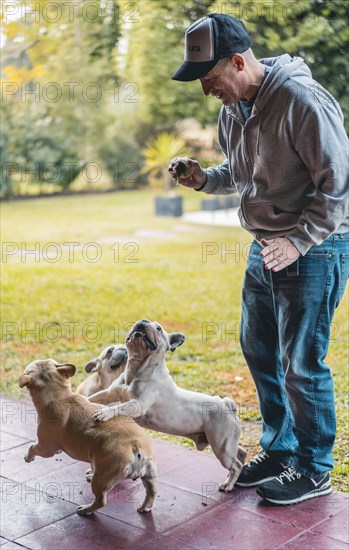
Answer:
[
  {"xmin": 218, "ymin": 480, "xmax": 234, "ymax": 493},
  {"xmin": 24, "ymin": 452, "xmax": 34, "ymax": 463},
  {"xmin": 77, "ymin": 505, "xmax": 94, "ymax": 515},
  {"xmin": 93, "ymin": 409, "xmax": 112, "ymax": 423},
  {"xmin": 85, "ymin": 469, "xmax": 93, "ymax": 482},
  {"xmin": 137, "ymin": 504, "xmax": 152, "ymax": 513}
]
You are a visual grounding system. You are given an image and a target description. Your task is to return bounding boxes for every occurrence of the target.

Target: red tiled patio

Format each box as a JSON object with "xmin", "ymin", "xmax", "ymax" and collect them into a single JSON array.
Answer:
[{"xmin": 1, "ymin": 395, "xmax": 348, "ymax": 550}]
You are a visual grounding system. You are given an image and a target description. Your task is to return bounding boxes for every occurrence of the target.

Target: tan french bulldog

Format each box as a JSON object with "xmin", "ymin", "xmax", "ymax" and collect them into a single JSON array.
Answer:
[{"xmin": 19, "ymin": 358, "xmax": 157, "ymax": 515}]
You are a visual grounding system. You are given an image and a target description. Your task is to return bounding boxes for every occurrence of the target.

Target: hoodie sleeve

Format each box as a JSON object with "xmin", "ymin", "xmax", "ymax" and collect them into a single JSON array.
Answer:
[
  {"xmin": 287, "ymin": 97, "xmax": 349, "ymax": 255},
  {"xmin": 196, "ymin": 107, "xmax": 237, "ymax": 195}
]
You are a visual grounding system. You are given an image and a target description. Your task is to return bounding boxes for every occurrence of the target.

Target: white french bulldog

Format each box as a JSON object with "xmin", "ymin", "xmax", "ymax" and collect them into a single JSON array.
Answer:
[{"xmin": 91, "ymin": 320, "xmax": 246, "ymax": 492}]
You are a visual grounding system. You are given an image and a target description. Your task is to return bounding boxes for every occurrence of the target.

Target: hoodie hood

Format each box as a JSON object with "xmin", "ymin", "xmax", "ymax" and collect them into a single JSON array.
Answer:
[
  {"xmin": 255, "ymin": 55, "xmax": 312, "ymax": 111},
  {"xmin": 226, "ymin": 55, "xmax": 312, "ymax": 119}
]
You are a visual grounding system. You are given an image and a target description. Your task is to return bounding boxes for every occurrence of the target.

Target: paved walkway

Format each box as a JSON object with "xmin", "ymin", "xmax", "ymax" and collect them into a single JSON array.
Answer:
[
  {"xmin": 1, "ymin": 395, "xmax": 348, "ymax": 550},
  {"xmin": 182, "ymin": 207, "xmax": 241, "ymax": 227}
]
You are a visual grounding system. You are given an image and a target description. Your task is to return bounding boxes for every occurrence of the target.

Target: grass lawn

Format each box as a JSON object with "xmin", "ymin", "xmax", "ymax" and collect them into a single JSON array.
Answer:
[{"xmin": 1, "ymin": 189, "xmax": 348, "ymax": 491}]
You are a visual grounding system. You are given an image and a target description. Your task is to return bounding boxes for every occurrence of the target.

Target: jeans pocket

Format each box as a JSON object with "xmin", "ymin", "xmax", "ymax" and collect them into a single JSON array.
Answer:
[
  {"xmin": 305, "ymin": 252, "xmax": 332, "ymax": 259},
  {"xmin": 336, "ymin": 253, "xmax": 349, "ymax": 308},
  {"xmin": 296, "ymin": 250, "xmax": 332, "ymax": 279}
]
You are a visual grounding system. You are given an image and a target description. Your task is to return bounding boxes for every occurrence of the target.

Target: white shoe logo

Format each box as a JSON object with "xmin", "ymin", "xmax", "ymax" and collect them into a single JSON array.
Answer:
[{"xmin": 311, "ymin": 475, "xmax": 328, "ymax": 488}]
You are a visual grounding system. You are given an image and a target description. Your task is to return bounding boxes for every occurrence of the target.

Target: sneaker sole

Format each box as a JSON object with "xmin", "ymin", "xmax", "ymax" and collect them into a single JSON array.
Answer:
[
  {"xmin": 235, "ymin": 475, "xmax": 278, "ymax": 488},
  {"xmin": 256, "ymin": 486, "xmax": 332, "ymax": 505}
]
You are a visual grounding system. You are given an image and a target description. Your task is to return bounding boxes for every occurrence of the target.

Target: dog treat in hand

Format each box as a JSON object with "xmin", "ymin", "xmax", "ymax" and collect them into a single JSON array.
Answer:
[{"xmin": 170, "ymin": 157, "xmax": 194, "ymax": 183}]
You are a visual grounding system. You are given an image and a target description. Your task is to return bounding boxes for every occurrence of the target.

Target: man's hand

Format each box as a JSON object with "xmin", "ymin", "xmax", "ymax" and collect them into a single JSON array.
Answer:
[
  {"xmin": 260, "ymin": 237, "xmax": 300, "ymax": 272},
  {"xmin": 168, "ymin": 157, "xmax": 207, "ymax": 190}
]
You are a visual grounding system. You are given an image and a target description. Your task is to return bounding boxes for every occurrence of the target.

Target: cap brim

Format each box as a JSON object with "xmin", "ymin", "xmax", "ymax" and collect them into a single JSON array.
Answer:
[{"xmin": 171, "ymin": 60, "xmax": 218, "ymax": 81}]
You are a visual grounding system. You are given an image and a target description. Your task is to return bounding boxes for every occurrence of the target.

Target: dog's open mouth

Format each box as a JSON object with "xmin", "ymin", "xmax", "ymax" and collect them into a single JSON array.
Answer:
[{"xmin": 128, "ymin": 330, "xmax": 156, "ymax": 351}]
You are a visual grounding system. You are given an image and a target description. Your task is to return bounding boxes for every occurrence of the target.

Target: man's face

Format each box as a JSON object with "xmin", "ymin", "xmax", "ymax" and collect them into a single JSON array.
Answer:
[{"xmin": 199, "ymin": 56, "xmax": 245, "ymax": 105}]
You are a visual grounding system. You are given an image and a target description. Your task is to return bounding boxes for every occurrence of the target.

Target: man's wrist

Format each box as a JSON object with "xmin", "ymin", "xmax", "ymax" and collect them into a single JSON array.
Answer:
[{"xmin": 194, "ymin": 170, "xmax": 207, "ymax": 191}]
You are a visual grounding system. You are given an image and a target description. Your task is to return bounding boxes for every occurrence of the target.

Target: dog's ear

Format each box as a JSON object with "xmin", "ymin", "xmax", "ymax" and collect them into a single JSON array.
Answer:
[
  {"xmin": 84, "ymin": 359, "xmax": 98, "ymax": 373},
  {"xmin": 169, "ymin": 333, "xmax": 185, "ymax": 352},
  {"xmin": 19, "ymin": 374, "xmax": 32, "ymax": 388},
  {"xmin": 56, "ymin": 363, "xmax": 76, "ymax": 378}
]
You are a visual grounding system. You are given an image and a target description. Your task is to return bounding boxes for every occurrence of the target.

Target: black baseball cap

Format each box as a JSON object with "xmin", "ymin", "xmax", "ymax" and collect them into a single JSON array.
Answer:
[{"xmin": 172, "ymin": 13, "xmax": 251, "ymax": 82}]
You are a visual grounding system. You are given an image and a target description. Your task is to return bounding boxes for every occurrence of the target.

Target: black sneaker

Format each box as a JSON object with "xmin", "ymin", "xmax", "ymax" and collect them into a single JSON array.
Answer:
[
  {"xmin": 235, "ymin": 450, "xmax": 285, "ymax": 488},
  {"xmin": 257, "ymin": 467, "xmax": 331, "ymax": 505}
]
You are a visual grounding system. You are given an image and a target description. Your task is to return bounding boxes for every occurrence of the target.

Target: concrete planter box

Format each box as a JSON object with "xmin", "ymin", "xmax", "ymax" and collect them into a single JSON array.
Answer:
[
  {"xmin": 155, "ymin": 196, "xmax": 183, "ymax": 217},
  {"xmin": 224, "ymin": 195, "xmax": 240, "ymax": 208},
  {"xmin": 201, "ymin": 198, "xmax": 221, "ymax": 211}
]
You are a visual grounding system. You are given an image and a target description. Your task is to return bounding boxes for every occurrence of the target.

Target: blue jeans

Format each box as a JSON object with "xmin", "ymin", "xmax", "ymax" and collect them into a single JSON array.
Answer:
[{"xmin": 240, "ymin": 233, "xmax": 349, "ymax": 477}]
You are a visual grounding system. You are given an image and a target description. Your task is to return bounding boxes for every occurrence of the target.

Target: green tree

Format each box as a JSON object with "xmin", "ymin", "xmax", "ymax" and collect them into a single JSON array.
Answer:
[
  {"xmin": 0, "ymin": 0, "xmax": 128, "ymax": 193},
  {"xmin": 245, "ymin": 0, "xmax": 349, "ymax": 130},
  {"xmin": 122, "ymin": 0, "xmax": 348, "ymax": 134},
  {"xmin": 1, "ymin": 0, "xmax": 348, "ymax": 196},
  {"xmin": 122, "ymin": 0, "xmax": 219, "ymax": 132}
]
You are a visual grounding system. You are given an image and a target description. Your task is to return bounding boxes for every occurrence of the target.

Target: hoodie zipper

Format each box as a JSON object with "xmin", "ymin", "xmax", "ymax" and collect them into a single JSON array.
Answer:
[
  {"xmin": 227, "ymin": 108, "xmax": 261, "ymax": 229},
  {"xmin": 238, "ymin": 114, "xmax": 255, "ymax": 227}
]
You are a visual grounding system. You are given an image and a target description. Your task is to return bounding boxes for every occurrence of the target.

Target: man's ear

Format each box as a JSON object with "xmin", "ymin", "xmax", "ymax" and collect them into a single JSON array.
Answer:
[
  {"xmin": 168, "ymin": 333, "xmax": 185, "ymax": 352},
  {"xmin": 19, "ymin": 374, "xmax": 32, "ymax": 388},
  {"xmin": 56, "ymin": 363, "xmax": 76, "ymax": 378},
  {"xmin": 84, "ymin": 359, "xmax": 98, "ymax": 373},
  {"xmin": 232, "ymin": 53, "xmax": 245, "ymax": 70}
]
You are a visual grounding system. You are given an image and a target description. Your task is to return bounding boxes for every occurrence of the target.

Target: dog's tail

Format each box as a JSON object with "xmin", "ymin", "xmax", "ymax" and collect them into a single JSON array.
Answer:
[
  {"xmin": 123, "ymin": 446, "xmax": 147, "ymax": 480},
  {"xmin": 223, "ymin": 396, "xmax": 237, "ymax": 413},
  {"xmin": 222, "ymin": 397, "xmax": 240, "ymax": 424}
]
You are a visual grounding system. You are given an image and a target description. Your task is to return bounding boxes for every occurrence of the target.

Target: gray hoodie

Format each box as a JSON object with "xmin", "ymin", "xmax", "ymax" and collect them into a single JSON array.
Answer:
[{"xmin": 201, "ymin": 54, "xmax": 349, "ymax": 255}]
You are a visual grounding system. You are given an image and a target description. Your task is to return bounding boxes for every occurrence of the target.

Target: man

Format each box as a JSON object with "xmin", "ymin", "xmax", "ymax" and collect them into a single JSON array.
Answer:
[{"xmin": 169, "ymin": 13, "xmax": 349, "ymax": 505}]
